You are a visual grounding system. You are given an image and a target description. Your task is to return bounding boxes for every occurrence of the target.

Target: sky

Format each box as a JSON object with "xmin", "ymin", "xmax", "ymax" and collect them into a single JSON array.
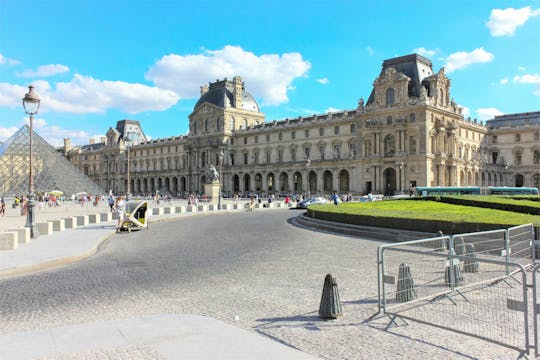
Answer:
[{"xmin": 1, "ymin": 0, "xmax": 539, "ymax": 147}]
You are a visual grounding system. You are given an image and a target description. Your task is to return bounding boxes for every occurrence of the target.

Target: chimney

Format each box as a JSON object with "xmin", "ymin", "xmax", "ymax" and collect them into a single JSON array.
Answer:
[
  {"xmin": 233, "ymin": 76, "xmax": 243, "ymax": 109},
  {"xmin": 89, "ymin": 138, "xmax": 95, "ymax": 145},
  {"xmin": 100, "ymin": 136, "xmax": 107, "ymax": 144},
  {"xmin": 63, "ymin": 138, "xmax": 72, "ymax": 154},
  {"xmin": 200, "ymin": 84, "xmax": 209, "ymax": 96}
]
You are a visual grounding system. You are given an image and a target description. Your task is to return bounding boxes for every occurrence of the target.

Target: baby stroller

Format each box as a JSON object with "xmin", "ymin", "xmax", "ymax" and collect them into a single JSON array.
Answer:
[{"xmin": 120, "ymin": 200, "xmax": 149, "ymax": 233}]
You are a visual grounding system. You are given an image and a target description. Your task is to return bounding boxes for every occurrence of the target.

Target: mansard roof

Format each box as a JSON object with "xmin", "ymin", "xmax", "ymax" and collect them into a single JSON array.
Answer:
[
  {"xmin": 193, "ymin": 78, "xmax": 260, "ymax": 112},
  {"xmin": 366, "ymin": 53, "xmax": 435, "ymax": 105}
]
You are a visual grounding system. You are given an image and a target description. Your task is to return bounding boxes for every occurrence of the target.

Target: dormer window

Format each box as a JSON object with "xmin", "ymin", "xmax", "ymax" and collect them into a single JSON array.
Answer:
[{"xmin": 386, "ymin": 88, "xmax": 395, "ymax": 105}]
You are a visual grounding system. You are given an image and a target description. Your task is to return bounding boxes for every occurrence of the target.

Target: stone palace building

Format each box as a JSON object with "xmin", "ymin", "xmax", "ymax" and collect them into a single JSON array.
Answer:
[{"xmin": 61, "ymin": 54, "xmax": 540, "ymax": 196}]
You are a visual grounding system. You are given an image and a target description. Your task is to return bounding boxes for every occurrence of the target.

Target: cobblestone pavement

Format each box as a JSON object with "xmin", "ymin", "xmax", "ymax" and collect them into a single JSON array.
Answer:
[{"xmin": 0, "ymin": 210, "xmax": 524, "ymax": 359}]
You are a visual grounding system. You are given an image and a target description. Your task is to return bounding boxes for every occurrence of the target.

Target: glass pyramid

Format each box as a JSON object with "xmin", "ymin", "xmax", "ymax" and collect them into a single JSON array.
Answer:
[{"xmin": 0, "ymin": 125, "xmax": 104, "ymax": 197}]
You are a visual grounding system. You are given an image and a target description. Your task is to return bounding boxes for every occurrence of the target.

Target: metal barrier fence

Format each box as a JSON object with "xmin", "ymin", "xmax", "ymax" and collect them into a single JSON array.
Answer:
[{"xmin": 377, "ymin": 224, "xmax": 539, "ymax": 354}]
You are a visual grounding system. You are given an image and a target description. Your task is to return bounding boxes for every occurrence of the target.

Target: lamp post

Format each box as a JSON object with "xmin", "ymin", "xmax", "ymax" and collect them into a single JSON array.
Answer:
[
  {"xmin": 306, "ymin": 157, "xmax": 311, "ymax": 198},
  {"xmin": 22, "ymin": 85, "xmax": 41, "ymax": 239},
  {"xmin": 126, "ymin": 145, "xmax": 131, "ymax": 199},
  {"xmin": 504, "ymin": 162, "xmax": 509, "ymax": 186},
  {"xmin": 218, "ymin": 149, "xmax": 224, "ymax": 210},
  {"xmin": 399, "ymin": 161, "xmax": 404, "ymax": 194}
]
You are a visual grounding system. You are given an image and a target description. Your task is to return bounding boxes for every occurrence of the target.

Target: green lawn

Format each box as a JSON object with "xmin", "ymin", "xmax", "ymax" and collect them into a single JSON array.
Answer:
[
  {"xmin": 446, "ymin": 195, "xmax": 540, "ymax": 207},
  {"xmin": 308, "ymin": 200, "xmax": 540, "ymax": 226}
]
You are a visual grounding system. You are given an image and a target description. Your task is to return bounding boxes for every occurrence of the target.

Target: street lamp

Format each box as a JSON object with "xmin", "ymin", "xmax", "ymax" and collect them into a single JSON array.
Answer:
[
  {"xmin": 126, "ymin": 145, "xmax": 131, "ymax": 199},
  {"xmin": 218, "ymin": 149, "xmax": 224, "ymax": 210},
  {"xmin": 22, "ymin": 85, "xmax": 41, "ymax": 239},
  {"xmin": 306, "ymin": 157, "xmax": 311, "ymax": 197},
  {"xmin": 399, "ymin": 161, "xmax": 404, "ymax": 194},
  {"xmin": 504, "ymin": 162, "xmax": 509, "ymax": 186}
]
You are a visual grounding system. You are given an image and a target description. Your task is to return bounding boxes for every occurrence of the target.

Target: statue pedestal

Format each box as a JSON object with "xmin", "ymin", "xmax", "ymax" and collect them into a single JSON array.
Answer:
[{"xmin": 204, "ymin": 181, "xmax": 220, "ymax": 204}]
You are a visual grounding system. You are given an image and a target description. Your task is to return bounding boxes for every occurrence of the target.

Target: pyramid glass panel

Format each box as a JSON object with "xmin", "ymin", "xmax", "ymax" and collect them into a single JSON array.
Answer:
[{"xmin": 0, "ymin": 125, "xmax": 104, "ymax": 197}]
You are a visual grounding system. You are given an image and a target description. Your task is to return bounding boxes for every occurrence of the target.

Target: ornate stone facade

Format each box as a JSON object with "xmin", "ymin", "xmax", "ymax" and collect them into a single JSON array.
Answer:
[{"xmin": 62, "ymin": 54, "xmax": 540, "ymax": 196}]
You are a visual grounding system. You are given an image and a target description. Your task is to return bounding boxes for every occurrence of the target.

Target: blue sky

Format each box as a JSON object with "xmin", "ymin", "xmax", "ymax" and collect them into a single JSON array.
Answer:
[{"xmin": 1, "ymin": 0, "xmax": 539, "ymax": 146}]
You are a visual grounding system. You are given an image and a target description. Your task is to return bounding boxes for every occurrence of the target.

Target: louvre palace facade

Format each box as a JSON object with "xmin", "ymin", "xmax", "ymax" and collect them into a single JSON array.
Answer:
[{"xmin": 61, "ymin": 54, "xmax": 540, "ymax": 196}]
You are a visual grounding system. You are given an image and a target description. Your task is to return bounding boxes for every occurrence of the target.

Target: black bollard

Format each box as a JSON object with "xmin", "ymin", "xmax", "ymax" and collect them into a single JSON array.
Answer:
[
  {"xmin": 463, "ymin": 243, "xmax": 479, "ymax": 273},
  {"xmin": 319, "ymin": 274, "xmax": 342, "ymax": 319},
  {"xmin": 396, "ymin": 263, "xmax": 417, "ymax": 302}
]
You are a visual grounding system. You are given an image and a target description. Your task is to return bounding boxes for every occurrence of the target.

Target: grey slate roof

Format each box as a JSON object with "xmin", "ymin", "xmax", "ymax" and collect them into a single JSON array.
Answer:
[{"xmin": 366, "ymin": 53, "xmax": 435, "ymax": 105}]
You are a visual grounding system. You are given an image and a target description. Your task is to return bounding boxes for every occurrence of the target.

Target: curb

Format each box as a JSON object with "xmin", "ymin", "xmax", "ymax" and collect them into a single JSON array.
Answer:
[{"xmin": 0, "ymin": 231, "xmax": 115, "ymax": 279}]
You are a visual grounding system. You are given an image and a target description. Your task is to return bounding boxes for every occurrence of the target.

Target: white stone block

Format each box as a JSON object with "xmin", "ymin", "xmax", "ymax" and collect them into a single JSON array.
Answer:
[
  {"xmin": 164, "ymin": 207, "xmax": 174, "ymax": 214},
  {"xmin": 76, "ymin": 215, "xmax": 89, "ymax": 227},
  {"xmin": 52, "ymin": 219, "xmax": 65, "ymax": 232},
  {"xmin": 208, "ymin": 204, "xmax": 217, "ymax": 211},
  {"xmin": 174, "ymin": 206, "xmax": 185, "ymax": 214},
  {"xmin": 0, "ymin": 232, "xmax": 18, "ymax": 250},
  {"xmin": 8, "ymin": 228, "xmax": 30, "ymax": 244},
  {"xmin": 197, "ymin": 205, "xmax": 208, "ymax": 212},
  {"xmin": 221, "ymin": 204, "xmax": 229, "ymax": 210},
  {"xmin": 233, "ymin": 204, "xmax": 241, "ymax": 210},
  {"xmin": 64, "ymin": 217, "xmax": 78, "ymax": 229},
  {"xmin": 88, "ymin": 214, "xmax": 100, "ymax": 224},
  {"xmin": 186, "ymin": 205, "xmax": 197, "ymax": 212},
  {"xmin": 36, "ymin": 222, "xmax": 53, "ymax": 235},
  {"xmin": 100, "ymin": 212, "xmax": 112, "ymax": 222},
  {"xmin": 152, "ymin": 208, "xmax": 164, "ymax": 216}
]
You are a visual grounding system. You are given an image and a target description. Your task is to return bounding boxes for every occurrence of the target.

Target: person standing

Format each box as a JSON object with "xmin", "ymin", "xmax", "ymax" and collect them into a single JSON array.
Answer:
[
  {"xmin": 0, "ymin": 197, "xmax": 5, "ymax": 217},
  {"xmin": 115, "ymin": 196, "xmax": 126, "ymax": 232}
]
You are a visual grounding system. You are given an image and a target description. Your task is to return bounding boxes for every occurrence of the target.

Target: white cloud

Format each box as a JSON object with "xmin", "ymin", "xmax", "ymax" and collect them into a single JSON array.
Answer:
[
  {"xmin": 513, "ymin": 74, "xmax": 540, "ymax": 98},
  {"xmin": 486, "ymin": 6, "xmax": 540, "ymax": 36},
  {"xmin": 146, "ymin": 45, "xmax": 311, "ymax": 106},
  {"xmin": 413, "ymin": 47, "xmax": 437, "ymax": 58},
  {"xmin": 0, "ymin": 83, "xmax": 28, "ymax": 107},
  {"xmin": 316, "ymin": 77, "xmax": 329, "ymax": 85},
  {"xmin": 366, "ymin": 46, "xmax": 375, "ymax": 56},
  {"xmin": 0, "ymin": 126, "xmax": 18, "ymax": 141},
  {"xmin": 499, "ymin": 77, "xmax": 509, "ymax": 84},
  {"xmin": 513, "ymin": 74, "xmax": 540, "ymax": 84},
  {"xmin": 476, "ymin": 107, "xmax": 504, "ymax": 120},
  {"xmin": 0, "ymin": 53, "xmax": 20, "ymax": 66},
  {"xmin": 444, "ymin": 48, "xmax": 494, "ymax": 73},
  {"xmin": 18, "ymin": 64, "xmax": 70, "ymax": 78},
  {"xmin": 460, "ymin": 106, "xmax": 471, "ymax": 118},
  {"xmin": 518, "ymin": 66, "xmax": 526, "ymax": 72},
  {"xmin": 0, "ymin": 75, "xmax": 180, "ymax": 114},
  {"xmin": 326, "ymin": 107, "xmax": 341, "ymax": 113}
]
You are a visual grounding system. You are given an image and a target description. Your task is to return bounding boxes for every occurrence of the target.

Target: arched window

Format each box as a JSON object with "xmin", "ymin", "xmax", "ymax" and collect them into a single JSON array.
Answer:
[
  {"xmin": 243, "ymin": 118, "xmax": 248, "ymax": 129},
  {"xmin": 230, "ymin": 116, "xmax": 236, "ymax": 130},
  {"xmin": 386, "ymin": 88, "xmax": 395, "ymax": 105},
  {"xmin": 216, "ymin": 118, "xmax": 221, "ymax": 131},
  {"xmin": 205, "ymin": 119, "xmax": 209, "ymax": 132}
]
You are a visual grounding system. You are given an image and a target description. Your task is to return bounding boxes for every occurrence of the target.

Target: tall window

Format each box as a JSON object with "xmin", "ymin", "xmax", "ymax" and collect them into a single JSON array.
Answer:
[
  {"xmin": 279, "ymin": 132, "xmax": 283, "ymax": 141},
  {"xmin": 278, "ymin": 149, "xmax": 283, "ymax": 162},
  {"xmin": 515, "ymin": 134, "xmax": 521, "ymax": 142},
  {"xmin": 386, "ymin": 87, "xmax": 395, "ymax": 105},
  {"xmin": 515, "ymin": 151, "xmax": 522, "ymax": 165},
  {"xmin": 244, "ymin": 153, "xmax": 248, "ymax": 165},
  {"xmin": 304, "ymin": 147, "xmax": 310, "ymax": 159},
  {"xmin": 319, "ymin": 145, "xmax": 325, "ymax": 160},
  {"xmin": 409, "ymin": 113, "xmax": 416, "ymax": 123},
  {"xmin": 266, "ymin": 151, "xmax": 271, "ymax": 163},
  {"xmin": 254, "ymin": 151, "xmax": 259, "ymax": 164},
  {"xmin": 290, "ymin": 148, "xmax": 296, "ymax": 161},
  {"xmin": 334, "ymin": 126, "xmax": 339, "ymax": 135},
  {"xmin": 350, "ymin": 124, "xmax": 356, "ymax": 133},
  {"xmin": 534, "ymin": 150, "xmax": 540, "ymax": 165},
  {"xmin": 230, "ymin": 117, "xmax": 236, "ymax": 130},
  {"xmin": 205, "ymin": 119, "xmax": 209, "ymax": 132},
  {"xmin": 291, "ymin": 131, "xmax": 296, "ymax": 140},
  {"xmin": 266, "ymin": 134, "xmax": 270, "ymax": 142},
  {"xmin": 333, "ymin": 144, "xmax": 340, "ymax": 159},
  {"xmin": 305, "ymin": 129, "xmax": 310, "ymax": 138},
  {"xmin": 319, "ymin": 127, "xmax": 324, "ymax": 136},
  {"xmin": 492, "ymin": 135, "xmax": 497, "ymax": 144}
]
